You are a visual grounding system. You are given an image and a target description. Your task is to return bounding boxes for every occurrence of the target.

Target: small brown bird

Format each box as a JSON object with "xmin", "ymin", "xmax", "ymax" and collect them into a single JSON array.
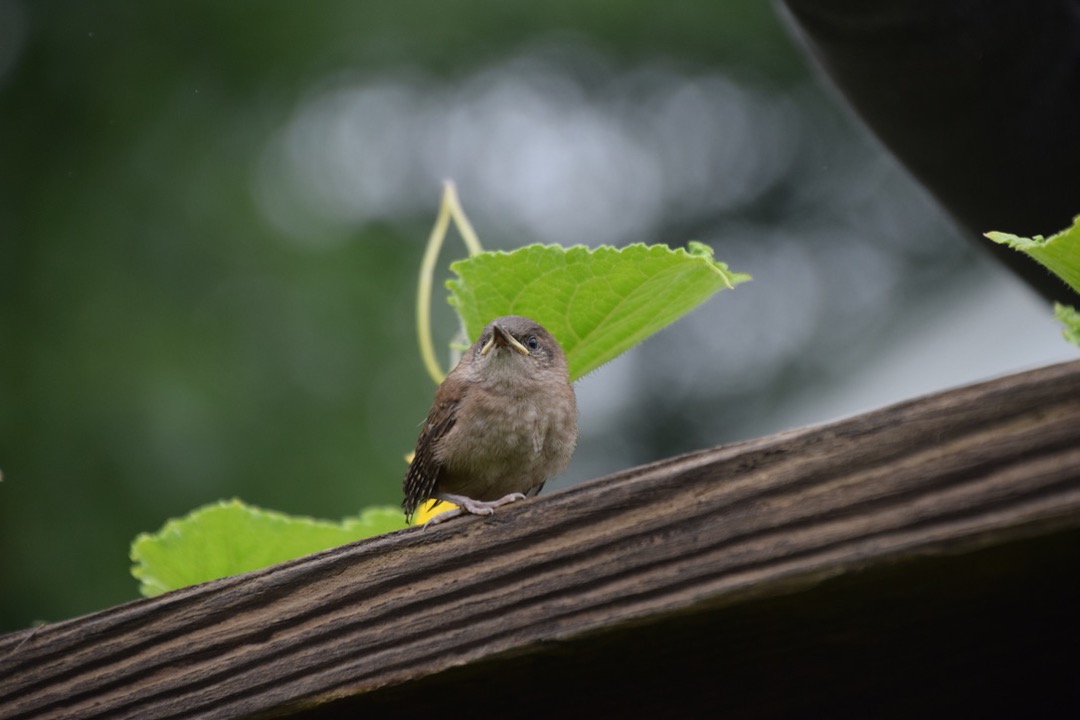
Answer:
[{"xmin": 403, "ymin": 315, "xmax": 578, "ymax": 524}]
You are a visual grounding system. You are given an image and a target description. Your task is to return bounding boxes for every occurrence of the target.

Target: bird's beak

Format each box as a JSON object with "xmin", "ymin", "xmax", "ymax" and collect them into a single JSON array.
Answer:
[{"xmin": 481, "ymin": 323, "xmax": 531, "ymax": 356}]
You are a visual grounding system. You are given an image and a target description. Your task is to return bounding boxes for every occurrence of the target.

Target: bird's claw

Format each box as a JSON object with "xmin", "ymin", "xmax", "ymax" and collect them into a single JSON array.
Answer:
[{"xmin": 422, "ymin": 492, "xmax": 528, "ymax": 528}]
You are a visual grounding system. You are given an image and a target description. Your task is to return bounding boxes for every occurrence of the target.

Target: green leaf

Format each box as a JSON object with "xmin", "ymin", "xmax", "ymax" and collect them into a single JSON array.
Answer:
[
  {"xmin": 986, "ymin": 216, "xmax": 1080, "ymax": 294},
  {"xmin": 447, "ymin": 242, "xmax": 750, "ymax": 380},
  {"xmin": 1055, "ymin": 303, "xmax": 1080, "ymax": 348},
  {"xmin": 130, "ymin": 499, "xmax": 405, "ymax": 596}
]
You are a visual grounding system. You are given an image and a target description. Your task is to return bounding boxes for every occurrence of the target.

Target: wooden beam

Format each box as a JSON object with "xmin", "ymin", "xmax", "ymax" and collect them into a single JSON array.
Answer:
[{"xmin": 3, "ymin": 359, "xmax": 1080, "ymax": 719}]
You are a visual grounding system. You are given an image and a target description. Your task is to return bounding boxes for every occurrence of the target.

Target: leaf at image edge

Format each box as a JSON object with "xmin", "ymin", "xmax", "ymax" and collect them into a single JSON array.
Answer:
[
  {"xmin": 986, "ymin": 215, "xmax": 1080, "ymax": 294},
  {"xmin": 1055, "ymin": 303, "xmax": 1080, "ymax": 347}
]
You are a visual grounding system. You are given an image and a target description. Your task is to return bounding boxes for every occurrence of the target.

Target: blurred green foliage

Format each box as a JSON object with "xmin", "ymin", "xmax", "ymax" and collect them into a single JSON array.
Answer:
[{"xmin": 0, "ymin": 1, "xmax": 799, "ymax": 630}]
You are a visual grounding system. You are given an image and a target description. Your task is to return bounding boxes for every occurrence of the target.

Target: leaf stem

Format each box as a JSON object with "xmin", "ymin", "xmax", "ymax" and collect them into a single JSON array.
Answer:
[
  {"xmin": 416, "ymin": 181, "xmax": 484, "ymax": 385},
  {"xmin": 443, "ymin": 182, "xmax": 484, "ymax": 257}
]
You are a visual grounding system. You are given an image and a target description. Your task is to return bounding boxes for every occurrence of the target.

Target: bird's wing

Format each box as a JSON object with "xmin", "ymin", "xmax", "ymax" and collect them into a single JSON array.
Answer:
[{"xmin": 401, "ymin": 398, "xmax": 458, "ymax": 521}]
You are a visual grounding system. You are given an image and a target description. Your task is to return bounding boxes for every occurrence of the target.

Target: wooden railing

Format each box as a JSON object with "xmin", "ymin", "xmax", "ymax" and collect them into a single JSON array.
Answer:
[{"xmin": 3, "ymin": 360, "xmax": 1079, "ymax": 718}]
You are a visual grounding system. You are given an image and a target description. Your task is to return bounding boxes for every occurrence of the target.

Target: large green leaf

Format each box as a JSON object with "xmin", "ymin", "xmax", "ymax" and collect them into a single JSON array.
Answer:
[
  {"xmin": 130, "ymin": 499, "xmax": 405, "ymax": 596},
  {"xmin": 447, "ymin": 242, "xmax": 750, "ymax": 380}
]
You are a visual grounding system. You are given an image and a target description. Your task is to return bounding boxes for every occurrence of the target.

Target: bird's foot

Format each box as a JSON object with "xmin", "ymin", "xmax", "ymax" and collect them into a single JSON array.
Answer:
[
  {"xmin": 423, "ymin": 492, "xmax": 527, "ymax": 527},
  {"xmin": 422, "ymin": 507, "xmax": 464, "ymax": 528}
]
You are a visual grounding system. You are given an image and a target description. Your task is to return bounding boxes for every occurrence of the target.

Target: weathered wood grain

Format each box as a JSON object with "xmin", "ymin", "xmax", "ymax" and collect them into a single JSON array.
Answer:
[{"xmin": 2, "ymin": 359, "xmax": 1080, "ymax": 719}]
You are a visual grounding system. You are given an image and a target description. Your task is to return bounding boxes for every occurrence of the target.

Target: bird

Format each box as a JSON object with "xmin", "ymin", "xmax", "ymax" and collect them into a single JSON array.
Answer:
[{"xmin": 402, "ymin": 315, "xmax": 578, "ymax": 525}]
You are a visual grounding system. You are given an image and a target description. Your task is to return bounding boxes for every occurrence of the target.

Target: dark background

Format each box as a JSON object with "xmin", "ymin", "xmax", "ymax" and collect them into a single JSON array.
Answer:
[{"xmin": 0, "ymin": 1, "xmax": 1073, "ymax": 631}]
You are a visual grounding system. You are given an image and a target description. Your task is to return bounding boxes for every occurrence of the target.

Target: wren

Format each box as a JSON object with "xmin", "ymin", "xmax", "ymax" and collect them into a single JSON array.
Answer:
[{"xmin": 402, "ymin": 315, "xmax": 578, "ymax": 524}]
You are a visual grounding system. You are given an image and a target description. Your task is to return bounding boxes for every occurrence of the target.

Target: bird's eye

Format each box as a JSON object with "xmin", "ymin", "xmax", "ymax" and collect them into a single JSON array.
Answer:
[{"xmin": 526, "ymin": 335, "xmax": 540, "ymax": 350}]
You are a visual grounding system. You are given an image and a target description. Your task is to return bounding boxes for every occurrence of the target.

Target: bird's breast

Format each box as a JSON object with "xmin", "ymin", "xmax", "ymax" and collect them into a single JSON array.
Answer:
[{"xmin": 433, "ymin": 386, "xmax": 576, "ymax": 500}]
